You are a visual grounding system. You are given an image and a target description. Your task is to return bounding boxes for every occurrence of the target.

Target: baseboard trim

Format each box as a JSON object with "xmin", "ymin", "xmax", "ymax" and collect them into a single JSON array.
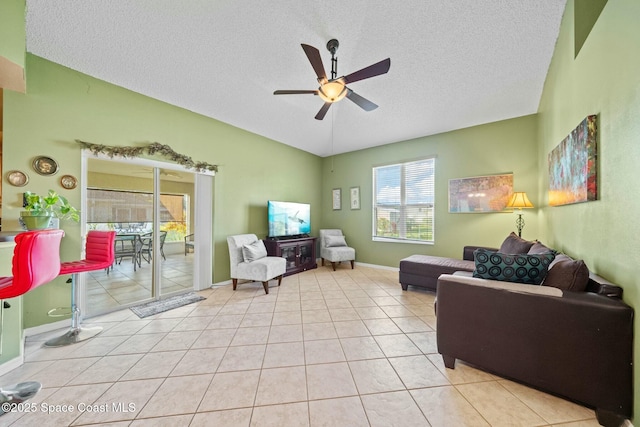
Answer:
[
  {"xmin": 352, "ymin": 262, "xmax": 399, "ymax": 272},
  {"xmin": 212, "ymin": 279, "xmax": 233, "ymax": 288},
  {"xmin": 213, "ymin": 263, "xmax": 398, "ymax": 288},
  {"xmin": 0, "ymin": 352, "xmax": 24, "ymax": 376},
  {"xmin": 24, "ymin": 319, "xmax": 69, "ymax": 337}
]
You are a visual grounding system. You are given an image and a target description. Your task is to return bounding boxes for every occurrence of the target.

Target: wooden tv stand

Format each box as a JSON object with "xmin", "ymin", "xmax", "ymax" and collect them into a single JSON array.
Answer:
[{"xmin": 264, "ymin": 236, "xmax": 317, "ymax": 276}]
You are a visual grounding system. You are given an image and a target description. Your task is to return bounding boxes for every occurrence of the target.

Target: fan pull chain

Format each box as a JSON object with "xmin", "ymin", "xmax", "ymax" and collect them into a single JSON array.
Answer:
[{"xmin": 331, "ymin": 106, "xmax": 335, "ymax": 172}]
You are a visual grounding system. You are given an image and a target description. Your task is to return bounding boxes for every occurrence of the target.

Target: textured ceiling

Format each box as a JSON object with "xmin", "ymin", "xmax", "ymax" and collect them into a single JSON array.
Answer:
[{"xmin": 25, "ymin": 0, "xmax": 567, "ymax": 157}]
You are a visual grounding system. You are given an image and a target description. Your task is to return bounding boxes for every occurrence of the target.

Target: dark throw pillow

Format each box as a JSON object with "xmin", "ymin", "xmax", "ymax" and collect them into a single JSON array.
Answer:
[
  {"xmin": 473, "ymin": 248, "xmax": 556, "ymax": 285},
  {"xmin": 499, "ymin": 232, "xmax": 535, "ymax": 254},
  {"xmin": 543, "ymin": 254, "xmax": 590, "ymax": 291},
  {"xmin": 528, "ymin": 241, "xmax": 557, "ymax": 255}
]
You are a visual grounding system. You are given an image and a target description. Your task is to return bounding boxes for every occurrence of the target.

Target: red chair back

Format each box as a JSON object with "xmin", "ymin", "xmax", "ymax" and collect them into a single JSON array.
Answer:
[
  {"xmin": 0, "ymin": 229, "xmax": 65, "ymax": 300},
  {"xmin": 59, "ymin": 231, "xmax": 116, "ymax": 275},
  {"xmin": 85, "ymin": 231, "xmax": 116, "ymax": 267}
]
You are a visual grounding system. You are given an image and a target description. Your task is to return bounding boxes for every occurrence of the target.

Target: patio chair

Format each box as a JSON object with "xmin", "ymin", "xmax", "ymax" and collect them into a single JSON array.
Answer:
[
  {"xmin": 141, "ymin": 231, "xmax": 167, "ymax": 262},
  {"xmin": 185, "ymin": 233, "xmax": 195, "ymax": 255}
]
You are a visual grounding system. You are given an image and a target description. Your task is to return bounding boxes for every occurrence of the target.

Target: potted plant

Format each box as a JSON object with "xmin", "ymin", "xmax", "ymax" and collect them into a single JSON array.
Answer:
[{"xmin": 21, "ymin": 190, "xmax": 80, "ymax": 230}]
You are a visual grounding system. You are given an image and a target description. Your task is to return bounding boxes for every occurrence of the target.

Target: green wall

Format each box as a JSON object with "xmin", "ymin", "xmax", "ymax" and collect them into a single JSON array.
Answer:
[
  {"xmin": 321, "ymin": 114, "xmax": 539, "ymax": 266},
  {"xmin": 0, "ymin": 0, "xmax": 25, "ymax": 67},
  {"xmin": 3, "ymin": 54, "xmax": 322, "ymax": 329},
  {"xmin": 537, "ymin": 0, "xmax": 640, "ymax": 418}
]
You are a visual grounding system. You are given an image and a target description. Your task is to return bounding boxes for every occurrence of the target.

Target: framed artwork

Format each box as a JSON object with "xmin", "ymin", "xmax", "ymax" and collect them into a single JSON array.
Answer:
[
  {"xmin": 32, "ymin": 156, "xmax": 59, "ymax": 176},
  {"xmin": 332, "ymin": 188, "xmax": 341, "ymax": 210},
  {"xmin": 350, "ymin": 187, "xmax": 360, "ymax": 210},
  {"xmin": 449, "ymin": 173, "xmax": 514, "ymax": 213},
  {"xmin": 548, "ymin": 115, "xmax": 597, "ymax": 206}
]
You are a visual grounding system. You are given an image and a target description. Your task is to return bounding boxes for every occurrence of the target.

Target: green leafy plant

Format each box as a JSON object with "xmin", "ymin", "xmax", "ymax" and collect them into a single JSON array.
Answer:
[{"xmin": 23, "ymin": 190, "xmax": 80, "ymax": 222}]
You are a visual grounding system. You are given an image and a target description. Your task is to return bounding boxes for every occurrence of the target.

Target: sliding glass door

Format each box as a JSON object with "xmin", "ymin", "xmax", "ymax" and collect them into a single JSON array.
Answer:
[
  {"xmin": 158, "ymin": 167, "xmax": 194, "ymax": 297},
  {"xmin": 82, "ymin": 154, "xmax": 211, "ymax": 317}
]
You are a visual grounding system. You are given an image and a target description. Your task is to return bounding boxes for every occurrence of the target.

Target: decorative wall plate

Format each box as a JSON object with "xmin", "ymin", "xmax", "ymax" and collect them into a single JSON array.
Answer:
[
  {"xmin": 32, "ymin": 156, "xmax": 59, "ymax": 176},
  {"xmin": 7, "ymin": 170, "xmax": 29, "ymax": 187},
  {"xmin": 60, "ymin": 174, "xmax": 78, "ymax": 190}
]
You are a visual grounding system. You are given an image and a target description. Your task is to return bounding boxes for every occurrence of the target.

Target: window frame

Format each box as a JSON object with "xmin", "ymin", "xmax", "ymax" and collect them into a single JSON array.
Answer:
[{"xmin": 372, "ymin": 157, "xmax": 435, "ymax": 245}]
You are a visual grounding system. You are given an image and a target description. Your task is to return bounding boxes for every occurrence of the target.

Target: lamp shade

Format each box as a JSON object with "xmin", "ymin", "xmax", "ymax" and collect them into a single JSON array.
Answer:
[
  {"xmin": 505, "ymin": 192, "xmax": 534, "ymax": 209},
  {"xmin": 318, "ymin": 81, "xmax": 347, "ymax": 103}
]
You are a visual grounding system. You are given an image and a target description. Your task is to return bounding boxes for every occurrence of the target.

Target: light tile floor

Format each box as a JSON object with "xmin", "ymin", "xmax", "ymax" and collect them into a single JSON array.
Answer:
[
  {"xmin": 87, "ymin": 253, "xmax": 194, "ymax": 314},
  {"xmin": 0, "ymin": 265, "xmax": 600, "ymax": 426}
]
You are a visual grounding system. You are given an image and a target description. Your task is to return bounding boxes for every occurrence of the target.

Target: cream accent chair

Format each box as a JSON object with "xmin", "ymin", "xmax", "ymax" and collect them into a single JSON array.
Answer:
[
  {"xmin": 227, "ymin": 234, "xmax": 286, "ymax": 294},
  {"xmin": 319, "ymin": 229, "xmax": 355, "ymax": 271}
]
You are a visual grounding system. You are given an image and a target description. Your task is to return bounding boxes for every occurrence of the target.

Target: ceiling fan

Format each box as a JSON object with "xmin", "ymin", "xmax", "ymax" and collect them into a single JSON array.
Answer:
[{"xmin": 274, "ymin": 39, "xmax": 391, "ymax": 120}]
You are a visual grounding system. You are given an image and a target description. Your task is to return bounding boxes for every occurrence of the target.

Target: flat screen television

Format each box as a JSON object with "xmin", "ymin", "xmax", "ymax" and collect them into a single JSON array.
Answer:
[{"xmin": 268, "ymin": 200, "xmax": 311, "ymax": 238}]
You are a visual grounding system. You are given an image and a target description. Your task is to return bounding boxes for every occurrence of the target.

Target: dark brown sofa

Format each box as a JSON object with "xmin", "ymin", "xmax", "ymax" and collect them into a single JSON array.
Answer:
[
  {"xmin": 436, "ymin": 272, "xmax": 633, "ymax": 427},
  {"xmin": 399, "ymin": 233, "xmax": 633, "ymax": 425}
]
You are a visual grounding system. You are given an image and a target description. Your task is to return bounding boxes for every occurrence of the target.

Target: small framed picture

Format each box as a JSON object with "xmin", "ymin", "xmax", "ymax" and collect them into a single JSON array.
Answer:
[
  {"xmin": 332, "ymin": 188, "xmax": 341, "ymax": 210},
  {"xmin": 32, "ymin": 156, "xmax": 59, "ymax": 176},
  {"xmin": 350, "ymin": 186, "xmax": 360, "ymax": 210}
]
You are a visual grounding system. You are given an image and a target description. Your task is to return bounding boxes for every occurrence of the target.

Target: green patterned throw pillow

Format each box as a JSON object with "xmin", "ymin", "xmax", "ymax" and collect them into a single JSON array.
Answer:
[{"xmin": 473, "ymin": 248, "xmax": 556, "ymax": 285}]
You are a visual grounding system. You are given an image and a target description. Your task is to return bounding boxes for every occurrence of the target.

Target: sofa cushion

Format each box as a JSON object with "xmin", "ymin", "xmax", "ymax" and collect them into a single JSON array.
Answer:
[
  {"xmin": 439, "ymin": 273, "xmax": 563, "ymax": 297},
  {"xmin": 499, "ymin": 232, "xmax": 535, "ymax": 254},
  {"xmin": 543, "ymin": 254, "xmax": 590, "ymax": 291},
  {"xmin": 528, "ymin": 241, "xmax": 556, "ymax": 255},
  {"xmin": 242, "ymin": 240, "xmax": 267, "ymax": 262},
  {"xmin": 325, "ymin": 235, "xmax": 348, "ymax": 247},
  {"xmin": 473, "ymin": 248, "xmax": 555, "ymax": 285}
]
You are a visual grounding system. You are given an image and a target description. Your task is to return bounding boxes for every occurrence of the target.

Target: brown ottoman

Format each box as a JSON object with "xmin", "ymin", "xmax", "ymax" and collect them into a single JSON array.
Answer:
[{"xmin": 399, "ymin": 255, "xmax": 475, "ymax": 291}]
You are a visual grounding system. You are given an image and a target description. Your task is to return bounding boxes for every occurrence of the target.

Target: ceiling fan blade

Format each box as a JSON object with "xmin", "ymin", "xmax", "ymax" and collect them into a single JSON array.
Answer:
[
  {"xmin": 301, "ymin": 44, "xmax": 328, "ymax": 83},
  {"xmin": 343, "ymin": 58, "xmax": 391, "ymax": 85},
  {"xmin": 274, "ymin": 90, "xmax": 318, "ymax": 95},
  {"xmin": 346, "ymin": 89, "xmax": 378, "ymax": 111},
  {"xmin": 315, "ymin": 102, "xmax": 332, "ymax": 120}
]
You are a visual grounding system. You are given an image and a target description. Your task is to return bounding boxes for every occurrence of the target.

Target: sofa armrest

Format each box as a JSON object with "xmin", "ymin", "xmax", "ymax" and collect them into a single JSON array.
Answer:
[
  {"xmin": 436, "ymin": 274, "xmax": 634, "ymax": 419},
  {"xmin": 462, "ymin": 246, "xmax": 499, "ymax": 261},
  {"xmin": 586, "ymin": 273, "xmax": 624, "ymax": 299}
]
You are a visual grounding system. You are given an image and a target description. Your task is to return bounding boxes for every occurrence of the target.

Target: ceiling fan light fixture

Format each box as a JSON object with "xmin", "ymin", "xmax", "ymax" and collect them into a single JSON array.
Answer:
[{"xmin": 318, "ymin": 81, "xmax": 347, "ymax": 103}]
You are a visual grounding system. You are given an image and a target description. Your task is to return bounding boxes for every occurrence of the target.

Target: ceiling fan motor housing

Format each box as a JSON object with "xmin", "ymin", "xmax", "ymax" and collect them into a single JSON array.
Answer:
[
  {"xmin": 327, "ymin": 39, "xmax": 339, "ymax": 79},
  {"xmin": 326, "ymin": 39, "xmax": 339, "ymax": 55}
]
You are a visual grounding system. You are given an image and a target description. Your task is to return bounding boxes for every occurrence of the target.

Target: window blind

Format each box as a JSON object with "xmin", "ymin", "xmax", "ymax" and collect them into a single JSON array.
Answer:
[
  {"xmin": 373, "ymin": 158, "xmax": 435, "ymax": 243},
  {"xmin": 86, "ymin": 189, "xmax": 186, "ymax": 223}
]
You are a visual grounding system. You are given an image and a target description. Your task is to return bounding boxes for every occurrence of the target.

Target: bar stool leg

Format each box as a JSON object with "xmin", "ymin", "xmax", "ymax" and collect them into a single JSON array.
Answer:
[
  {"xmin": 0, "ymin": 303, "xmax": 42, "ymax": 414},
  {"xmin": 0, "ymin": 381, "xmax": 42, "ymax": 415},
  {"xmin": 43, "ymin": 273, "xmax": 103, "ymax": 347}
]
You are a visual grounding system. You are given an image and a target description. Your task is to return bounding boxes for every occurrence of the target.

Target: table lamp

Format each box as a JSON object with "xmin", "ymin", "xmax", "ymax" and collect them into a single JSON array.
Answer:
[{"xmin": 505, "ymin": 192, "xmax": 534, "ymax": 237}]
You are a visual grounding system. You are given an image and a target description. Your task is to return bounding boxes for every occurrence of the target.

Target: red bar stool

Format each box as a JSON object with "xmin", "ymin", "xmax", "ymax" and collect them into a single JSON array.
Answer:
[
  {"xmin": 44, "ymin": 231, "xmax": 115, "ymax": 347},
  {"xmin": 0, "ymin": 229, "xmax": 64, "ymax": 413}
]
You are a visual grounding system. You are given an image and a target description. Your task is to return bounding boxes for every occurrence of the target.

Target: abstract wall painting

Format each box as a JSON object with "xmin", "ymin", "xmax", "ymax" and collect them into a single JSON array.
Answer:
[
  {"xmin": 448, "ymin": 173, "xmax": 513, "ymax": 213},
  {"xmin": 548, "ymin": 115, "xmax": 597, "ymax": 206}
]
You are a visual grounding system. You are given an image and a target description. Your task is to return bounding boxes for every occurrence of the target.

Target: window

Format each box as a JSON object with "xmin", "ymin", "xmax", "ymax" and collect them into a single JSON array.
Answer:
[
  {"xmin": 86, "ymin": 188, "xmax": 189, "ymax": 241},
  {"xmin": 373, "ymin": 158, "xmax": 435, "ymax": 243}
]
